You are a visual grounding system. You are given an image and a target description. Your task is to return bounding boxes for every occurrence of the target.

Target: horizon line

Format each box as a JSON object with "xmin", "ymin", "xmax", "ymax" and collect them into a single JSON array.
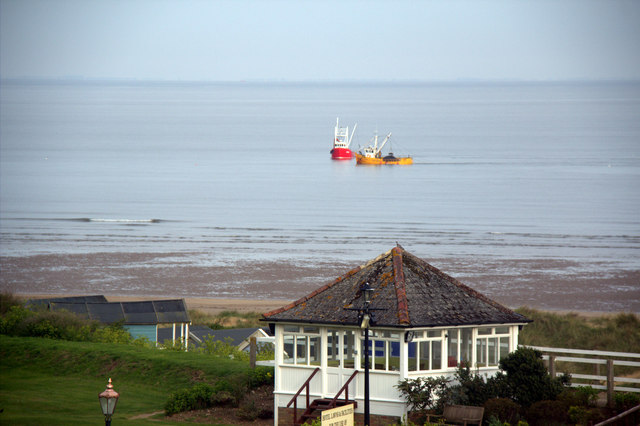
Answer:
[{"xmin": 2, "ymin": 76, "xmax": 640, "ymax": 85}]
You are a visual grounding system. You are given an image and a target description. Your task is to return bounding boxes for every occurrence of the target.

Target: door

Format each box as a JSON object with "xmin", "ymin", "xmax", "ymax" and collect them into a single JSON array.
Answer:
[{"xmin": 326, "ymin": 328, "xmax": 358, "ymax": 398}]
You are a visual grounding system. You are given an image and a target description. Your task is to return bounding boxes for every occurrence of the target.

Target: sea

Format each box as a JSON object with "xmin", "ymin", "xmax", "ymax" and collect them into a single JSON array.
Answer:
[{"xmin": 1, "ymin": 80, "xmax": 639, "ymax": 312}]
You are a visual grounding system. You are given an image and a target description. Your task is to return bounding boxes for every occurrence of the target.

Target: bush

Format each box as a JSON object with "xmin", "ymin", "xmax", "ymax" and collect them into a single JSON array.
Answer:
[
  {"xmin": 568, "ymin": 405, "xmax": 604, "ymax": 425},
  {"xmin": 0, "ymin": 293, "xmax": 22, "ymax": 315},
  {"xmin": 164, "ymin": 383, "xmax": 215, "ymax": 415},
  {"xmin": 484, "ymin": 398, "xmax": 521, "ymax": 424},
  {"xmin": 497, "ymin": 347, "xmax": 567, "ymax": 406},
  {"xmin": 525, "ymin": 400, "xmax": 569, "ymax": 425},
  {"xmin": 614, "ymin": 392, "xmax": 640, "ymax": 411},
  {"xmin": 440, "ymin": 364, "xmax": 493, "ymax": 408},
  {"xmin": 396, "ymin": 376, "xmax": 450, "ymax": 413},
  {"xmin": 247, "ymin": 366, "xmax": 274, "ymax": 387},
  {"xmin": 0, "ymin": 304, "xmax": 134, "ymax": 344},
  {"xmin": 197, "ymin": 335, "xmax": 249, "ymax": 361},
  {"xmin": 558, "ymin": 386, "xmax": 599, "ymax": 407}
]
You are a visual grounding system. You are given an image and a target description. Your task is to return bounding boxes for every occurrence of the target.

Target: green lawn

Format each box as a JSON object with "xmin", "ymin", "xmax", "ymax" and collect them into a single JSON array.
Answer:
[{"xmin": 0, "ymin": 335, "xmax": 252, "ymax": 425}]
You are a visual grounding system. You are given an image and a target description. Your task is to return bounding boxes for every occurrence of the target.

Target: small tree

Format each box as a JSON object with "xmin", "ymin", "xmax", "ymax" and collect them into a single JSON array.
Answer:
[{"xmin": 495, "ymin": 347, "xmax": 568, "ymax": 407}]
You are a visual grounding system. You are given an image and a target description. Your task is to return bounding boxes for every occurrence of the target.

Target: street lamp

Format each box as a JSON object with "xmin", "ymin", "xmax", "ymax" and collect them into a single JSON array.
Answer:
[
  {"xmin": 346, "ymin": 282, "xmax": 383, "ymax": 426},
  {"xmin": 98, "ymin": 378, "xmax": 119, "ymax": 426},
  {"xmin": 360, "ymin": 282, "xmax": 373, "ymax": 426}
]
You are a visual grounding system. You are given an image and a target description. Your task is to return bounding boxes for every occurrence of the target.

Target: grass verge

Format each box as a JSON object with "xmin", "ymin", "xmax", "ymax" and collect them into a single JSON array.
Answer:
[{"xmin": 0, "ymin": 335, "xmax": 253, "ymax": 424}]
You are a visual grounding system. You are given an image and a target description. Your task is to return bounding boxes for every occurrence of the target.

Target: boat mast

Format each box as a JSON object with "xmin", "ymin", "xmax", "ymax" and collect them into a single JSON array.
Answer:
[
  {"xmin": 347, "ymin": 123, "xmax": 357, "ymax": 148},
  {"xmin": 375, "ymin": 133, "xmax": 392, "ymax": 155}
]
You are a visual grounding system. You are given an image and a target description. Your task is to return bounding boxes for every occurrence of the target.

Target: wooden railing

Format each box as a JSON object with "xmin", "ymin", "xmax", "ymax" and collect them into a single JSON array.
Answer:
[
  {"xmin": 594, "ymin": 403, "xmax": 640, "ymax": 425},
  {"xmin": 287, "ymin": 368, "xmax": 320, "ymax": 425},
  {"xmin": 523, "ymin": 345, "xmax": 640, "ymax": 407},
  {"xmin": 329, "ymin": 370, "xmax": 358, "ymax": 408}
]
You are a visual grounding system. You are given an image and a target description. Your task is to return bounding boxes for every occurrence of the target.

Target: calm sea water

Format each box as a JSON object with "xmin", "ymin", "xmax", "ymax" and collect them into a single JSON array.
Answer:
[{"xmin": 1, "ymin": 80, "xmax": 639, "ymax": 295}]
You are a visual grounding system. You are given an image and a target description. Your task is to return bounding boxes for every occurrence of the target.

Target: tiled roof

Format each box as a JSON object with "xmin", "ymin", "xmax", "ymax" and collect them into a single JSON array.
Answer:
[{"xmin": 263, "ymin": 247, "xmax": 531, "ymax": 328}]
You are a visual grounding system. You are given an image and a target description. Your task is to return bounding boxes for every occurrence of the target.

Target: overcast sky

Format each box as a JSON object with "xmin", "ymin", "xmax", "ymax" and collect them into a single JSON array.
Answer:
[{"xmin": 1, "ymin": 0, "xmax": 639, "ymax": 82}]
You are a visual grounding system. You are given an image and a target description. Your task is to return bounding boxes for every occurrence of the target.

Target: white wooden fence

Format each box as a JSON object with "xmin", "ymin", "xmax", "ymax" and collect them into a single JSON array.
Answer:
[{"xmin": 523, "ymin": 345, "xmax": 640, "ymax": 407}]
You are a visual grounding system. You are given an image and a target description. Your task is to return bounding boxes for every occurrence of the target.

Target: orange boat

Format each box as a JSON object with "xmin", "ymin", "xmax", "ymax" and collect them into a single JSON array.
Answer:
[{"xmin": 355, "ymin": 132, "xmax": 413, "ymax": 165}]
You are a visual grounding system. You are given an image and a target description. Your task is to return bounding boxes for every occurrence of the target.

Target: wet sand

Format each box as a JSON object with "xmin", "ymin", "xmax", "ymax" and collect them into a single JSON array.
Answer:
[{"xmin": 2, "ymin": 252, "xmax": 639, "ymax": 313}]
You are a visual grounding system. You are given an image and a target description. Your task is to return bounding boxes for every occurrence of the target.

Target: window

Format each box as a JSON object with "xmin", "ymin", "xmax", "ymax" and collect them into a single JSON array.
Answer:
[
  {"xmin": 447, "ymin": 328, "xmax": 473, "ymax": 367},
  {"xmin": 409, "ymin": 329, "xmax": 444, "ymax": 372},
  {"xmin": 362, "ymin": 330, "xmax": 401, "ymax": 371},
  {"xmin": 282, "ymin": 325, "xmax": 321, "ymax": 366},
  {"xmin": 474, "ymin": 326, "xmax": 511, "ymax": 368},
  {"xmin": 327, "ymin": 329, "xmax": 357, "ymax": 368}
]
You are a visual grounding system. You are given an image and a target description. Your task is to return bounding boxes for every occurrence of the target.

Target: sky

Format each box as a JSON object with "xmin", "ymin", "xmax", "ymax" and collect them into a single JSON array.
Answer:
[{"xmin": 1, "ymin": 0, "xmax": 639, "ymax": 82}]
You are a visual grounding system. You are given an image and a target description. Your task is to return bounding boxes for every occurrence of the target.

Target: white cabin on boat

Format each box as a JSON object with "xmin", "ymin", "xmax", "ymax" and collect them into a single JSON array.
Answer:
[{"xmin": 263, "ymin": 246, "xmax": 531, "ymax": 425}]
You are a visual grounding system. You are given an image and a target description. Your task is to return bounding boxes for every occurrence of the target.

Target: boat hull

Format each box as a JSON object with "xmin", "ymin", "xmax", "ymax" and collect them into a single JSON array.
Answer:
[
  {"xmin": 331, "ymin": 147, "xmax": 355, "ymax": 160},
  {"xmin": 356, "ymin": 153, "xmax": 413, "ymax": 165}
]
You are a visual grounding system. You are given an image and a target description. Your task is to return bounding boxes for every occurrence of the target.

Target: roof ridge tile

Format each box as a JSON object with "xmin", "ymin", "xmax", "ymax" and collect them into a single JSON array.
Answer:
[{"xmin": 392, "ymin": 247, "xmax": 410, "ymax": 325}]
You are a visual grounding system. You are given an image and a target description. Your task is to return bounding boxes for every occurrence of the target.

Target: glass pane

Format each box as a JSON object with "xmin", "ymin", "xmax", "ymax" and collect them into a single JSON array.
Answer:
[
  {"xmin": 327, "ymin": 330, "xmax": 340, "ymax": 367},
  {"xmin": 310, "ymin": 336, "xmax": 321, "ymax": 365},
  {"xmin": 296, "ymin": 336, "xmax": 307, "ymax": 364},
  {"xmin": 488, "ymin": 337, "xmax": 498, "ymax": 366},
  {"xmin": 426, "ymin": 330, "xmax": 441, "ymax": 338},
  {"xmin": 499, "ymin": 337, "xmax": 510, "ymax": 361},
  {"xmin": 476, "ymin": 338, "xmax": 487, "ymax": 367},
  {"xmin": 495, "ymin": 326, "xmax": 510, "ymax": 334},
  {"xmin": 374, "ymin": 340, "xmax": 386, "ymax": 370},
  {"xmin": 419, "ymin": 341, "xmax": 430, "ymax": 370},
  {"xmin": 283, "ymin": 335, "xmax": 294, "ymax": 364},
  {"xmin": 431, "ymin": 340, "xmax": 442, "ymax": 370},
  {"xmin": 408, "ymin": 342, "xmax": 417, "ymax": 371},
  {"xmin": 284, "ymin": 326, "xmax": 299, "ymax": 333},
  {"xmin": 477, "ymin": 327, "xmax": 492, "ymax": 336},
  {"xmin": 343, "ymin": 330, "xmax": 356, "ymax": 368},
  {"xmin": 460, "ymin": 329, "xmax": 473, "ymax": 365},
  {"xmin": 303, "ymin": 326, "xmax": 319, "ymax": 334},
  {"xmin": 447, "ymin": 329, "xmax": 458, "ymax": 367},
  {"xmin": 389, "ymin": 341, "xmax": 400, "ymax": 371}
]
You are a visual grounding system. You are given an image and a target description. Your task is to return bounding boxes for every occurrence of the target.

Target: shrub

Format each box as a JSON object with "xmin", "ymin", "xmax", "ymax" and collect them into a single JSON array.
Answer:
[
  {"xmin": 0, "ymin": 293, "xmax": 22, "ymax": 315},
  {"xmin": 396, "ymin": 376, "xmax": 450, "ymax": 413},
  {"xmin": 568, "ymin": 405, "xmax": 605, "ymax": 425},
  {"xmin": 0, "ymin": 304, "xmax": 135, "ymax": 344},
  {"xmin": 525, "ymin": 400, "xmax": 569, "ymax": 425},
  {"xmin": 484, "ymin": 397, "xmax": 521, "ymax": 424},
  {"xmin": 498, "ymin": 347, "xmax": 567, "ymax": 406},
  {"xmin": 247, "ymin": 366, "xmax": 274, "ymax": 387},
  {"xmin": 440, "ymin": 364, "xmax": 493, "ymax": 408},
  {"xmin": 614, "ymin": 392, "xmax": 640, "ymax": 411},
  {"xmin": 559, "ymin": 386, "xmax": 599, "ymax": 407},
  {"xmin": 164, "ymin": 383, "xmax": 215, "ymax": 415},
  {"xmin": 197, "ymin": 335, "xmax": 249, "ymax": 361}
]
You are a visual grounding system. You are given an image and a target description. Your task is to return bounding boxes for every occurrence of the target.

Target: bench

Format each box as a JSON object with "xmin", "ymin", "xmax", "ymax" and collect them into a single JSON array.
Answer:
[{"xmin": 426, "ymin": 404, "xmax": 484, "ymax": 426}]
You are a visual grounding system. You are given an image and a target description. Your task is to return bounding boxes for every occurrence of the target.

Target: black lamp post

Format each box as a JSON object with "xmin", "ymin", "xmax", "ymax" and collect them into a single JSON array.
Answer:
[
  {"xmin": 98, "ymin": 378, "xmax": 119, "ymax": 426},
  {"xmin": 360, "ymin": 282, "xmax": 374, "ymax": 426}
]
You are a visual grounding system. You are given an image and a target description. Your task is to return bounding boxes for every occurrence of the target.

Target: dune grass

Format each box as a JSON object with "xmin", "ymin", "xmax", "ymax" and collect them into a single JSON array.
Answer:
[
  {"xmin": 188, "ymin": 309, "xmax": 264, "ymax": 329},
  {"xmin": 516, "ymin": 307, "xmax": 640, "ymax": 353}
]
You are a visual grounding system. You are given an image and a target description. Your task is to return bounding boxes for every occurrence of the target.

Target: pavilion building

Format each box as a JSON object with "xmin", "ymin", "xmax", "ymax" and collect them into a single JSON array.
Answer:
[{"xmin": 263, "ymin": 246, "xmax": 531, "ymax": 425}]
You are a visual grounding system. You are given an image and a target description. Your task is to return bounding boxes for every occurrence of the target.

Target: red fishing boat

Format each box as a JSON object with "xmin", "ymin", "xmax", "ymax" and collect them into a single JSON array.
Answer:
[{"xmin": 330, "ymin": 117, "xmax": 357, "ymax": 160}]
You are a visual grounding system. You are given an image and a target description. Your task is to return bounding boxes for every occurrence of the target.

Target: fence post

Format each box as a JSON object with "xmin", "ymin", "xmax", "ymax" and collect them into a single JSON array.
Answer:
[
  {"xmin": 606, "ymin": 358, "xmax": 614, "ymax": 408},
  {"xmin": 250, "ymin": 337, "xmax": 257, "ymax": 368},
  {"xmin": 548, "ymin": 355, "xmax": 556, "ymax": 379}
]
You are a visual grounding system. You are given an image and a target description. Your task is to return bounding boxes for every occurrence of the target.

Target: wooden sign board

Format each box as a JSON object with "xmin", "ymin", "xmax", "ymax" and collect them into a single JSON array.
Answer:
[{"xmin": 321, "ymin": 403, "xmax": 354, "ymax": 426}]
